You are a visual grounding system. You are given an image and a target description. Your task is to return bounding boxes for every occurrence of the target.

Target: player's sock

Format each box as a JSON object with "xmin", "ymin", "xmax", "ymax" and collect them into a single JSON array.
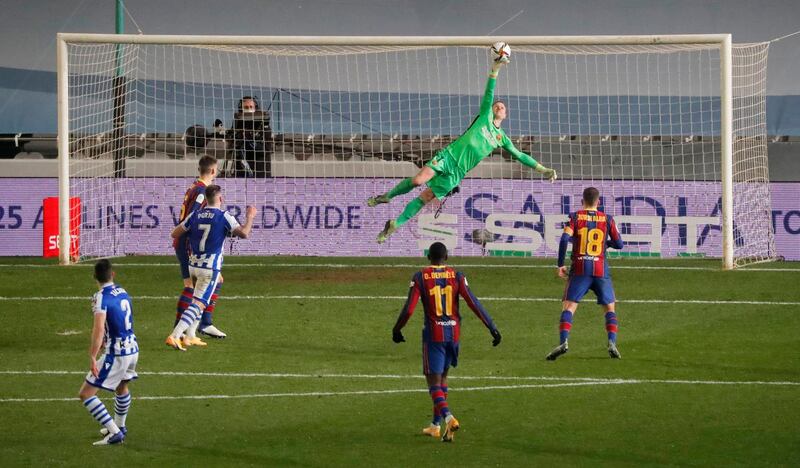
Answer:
[
  {"xmin": 113, "ymin": 392, "xmax": 131, "ymax": 428},
  {"xmin": 605, "ymin": 311, "xmax": 618, "ymax": 344},
  {"xmin": 386, "ymin": 178, "xmax": 415, "ymax": 199},
  {"xmin": 429, "ymin": 385, "xmax": 450, "ymax": 419},
  {"xmin": 559, "ymin": 310, "xmax": 573, "ymax": 344},
  {"xmin": 201, "ymin": 283, "xmax": 222, "ymax": 327},
  {"xmin": 83, "ymin": 396, "xmax": 120, "ymax": 435},
  {"xmin": 172, "ymin": 303, "xmax": 201, "ymax": 338},
  {"xmin": 186, "ymin": 317, "xmax": 200, "ymax": 339},
  {"xmin": 175, "ymin": 287, "xmax": 194, "ymax": 326},
  {"xmin": 395, "ymin": 197, "xmax": 425, "ymax": 227},
  {"xmin": 432, "ymin": 406, "xmax": 441, "ymax": 425},
  {"xmin": 432, "ymin": 384, "xmax": 448, "ymax": 425}
]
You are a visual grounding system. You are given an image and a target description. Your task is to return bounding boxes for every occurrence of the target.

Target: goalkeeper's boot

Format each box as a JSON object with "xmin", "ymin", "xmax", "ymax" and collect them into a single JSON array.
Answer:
[
  {"xmin": 165, "ymin": 335, "xmax": 186, "ymax": 351},
  {"xmin": 422, "ymin": 424, "xmax": 441, "ymax": 438},
  {"xmin": 93, "ymin": 430, "xmax": 125, "ymax": 446},
  {"xmin": 367, "ymin": 194, "xmax": 391, "ymax": 207},
  {"xmin": 376, "ymin": 220, "xmax": 398, "ymax": 244},
  {"xmin": 441, "ymin": 415, "xmax": 460, "ymax": 442},
  {"xmin": 100, "ymin": 426, "xmax": 127, "ymax": 437},
  {"xmin": 199, "ymin": 324, "xmax": 227, "ymax": 339},
  {"xmin": 182, "ymin": 336, "xmax": 207, "ymax": 347},
  {"xmin": 545, "ymin": 341, "xmax": 568, "ymax": 361},
  {"xmin": 608, "ymin": 341, "xmax": 622, "ymax": 359}
]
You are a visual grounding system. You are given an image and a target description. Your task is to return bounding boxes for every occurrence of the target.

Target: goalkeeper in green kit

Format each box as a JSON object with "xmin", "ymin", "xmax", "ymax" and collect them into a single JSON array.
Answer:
[{"xmin": 368, "ymin": 46, "xmax": 558, "ymax": 243}]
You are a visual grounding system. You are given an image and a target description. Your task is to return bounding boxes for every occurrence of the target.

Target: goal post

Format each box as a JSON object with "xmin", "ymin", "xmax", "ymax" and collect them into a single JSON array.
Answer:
[
  {"xmin": 56, "ymin": 33, "xmax": 776, "ymax": 268},
  {"xmin": 720, "ymin": 34, "xmax": 734, "ymax": 270}
]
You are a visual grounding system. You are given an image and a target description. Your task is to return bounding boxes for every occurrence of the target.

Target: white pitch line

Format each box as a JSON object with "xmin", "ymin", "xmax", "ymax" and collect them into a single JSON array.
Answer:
[
  {"xmin": 1, "ymin": 262, "xmax": 798, "ymax": 272},
  {"xmin": 0, "ymin": 295, "xmax": 798, "ymax": 306},
  {"xmin": 1, "ymin": 370, "xmax": 797, "ymax": 386},
  {"xmin": 3, "ymin": 376, "xmax": 799, "ymax": 404},
  {"xmin": 0, "ymin": 381, "xmax": 618, "ymax": 403}
]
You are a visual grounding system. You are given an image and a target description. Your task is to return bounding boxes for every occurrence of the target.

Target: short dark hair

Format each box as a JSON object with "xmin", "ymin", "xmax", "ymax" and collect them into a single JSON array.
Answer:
[
  {"xmin": 198, "ymin": 155, "xmax": 217, "ymax": 176},
  {"xmin": 427, "ymin": 242, "xmax": 448, "ymax": 264},
  {"xmin": 582, "ymin": 187, "xmax": 600, "ymax": 206},
  {"xmin": 238, "ymin": 96, "xmax": 259, "ymax": 110},
  {"xmin": 205, "ymin": 184, "xmax": 222, "ymax": 204},
  {"xmin": 94, "ymin": 259, "xmax": 113, "ymax": 283}
]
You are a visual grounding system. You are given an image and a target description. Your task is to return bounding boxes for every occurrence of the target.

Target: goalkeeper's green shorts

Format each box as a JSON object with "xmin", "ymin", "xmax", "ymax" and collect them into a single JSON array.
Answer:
[{"xmin": 425, "ymin": 150, "xmax": 464, "ymax": 200}]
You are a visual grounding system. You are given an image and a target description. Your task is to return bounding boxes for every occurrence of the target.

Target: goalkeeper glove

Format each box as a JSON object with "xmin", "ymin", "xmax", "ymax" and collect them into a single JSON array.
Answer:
[
  {"xmin": 490, "ymin": 329, "xmax": 502, "ymax": 347},
  {"xmin": 535, "ymin": 165, "xmax": 558, "ymax": 183},
  {"xmin": 392, "ymin": 330, "xmax": 406, "ymax": 343}
]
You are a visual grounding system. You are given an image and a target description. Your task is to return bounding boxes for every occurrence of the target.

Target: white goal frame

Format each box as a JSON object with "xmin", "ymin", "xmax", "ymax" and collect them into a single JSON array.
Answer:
[{"xmin": 56, "ymin": 33, "xmax": 737, "ymax": 268}]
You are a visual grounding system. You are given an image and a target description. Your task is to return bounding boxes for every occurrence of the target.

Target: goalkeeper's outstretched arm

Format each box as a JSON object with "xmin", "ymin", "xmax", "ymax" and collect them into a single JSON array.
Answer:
[
  {"xmin": 501, "ymin": 138, "xmax": 558, "ymax": 182},
  {"xmin": 479, "ymin": 61, "xmax": 507, "ymax": 116}
]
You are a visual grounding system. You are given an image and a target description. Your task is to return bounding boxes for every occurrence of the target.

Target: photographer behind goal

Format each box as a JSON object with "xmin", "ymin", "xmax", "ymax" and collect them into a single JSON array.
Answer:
[{"xmin": 231, "ymin": 96, "xmax": 272, "ymax": 177}]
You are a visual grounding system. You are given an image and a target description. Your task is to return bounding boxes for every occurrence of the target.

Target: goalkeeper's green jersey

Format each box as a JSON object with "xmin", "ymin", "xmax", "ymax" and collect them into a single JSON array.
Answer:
[{"xmin": 438, "ymin": 75, "xmax": 539, "ymax": 176}]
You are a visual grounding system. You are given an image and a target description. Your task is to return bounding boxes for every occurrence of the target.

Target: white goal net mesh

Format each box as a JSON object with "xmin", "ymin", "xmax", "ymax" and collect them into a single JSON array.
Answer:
[{"xmin": 62, "ymin": 38, "xmax": 775, "ymax": 266}]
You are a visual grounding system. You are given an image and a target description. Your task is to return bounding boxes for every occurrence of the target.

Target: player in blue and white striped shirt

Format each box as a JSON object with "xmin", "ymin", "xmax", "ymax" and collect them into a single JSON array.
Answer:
[
  {"xmin": 166, "ymin": 184, "xmax": 256, "ymax": 350},
  {"xmin": 77, "ymin": 260, "xmax": 138, "ymax": 446}
]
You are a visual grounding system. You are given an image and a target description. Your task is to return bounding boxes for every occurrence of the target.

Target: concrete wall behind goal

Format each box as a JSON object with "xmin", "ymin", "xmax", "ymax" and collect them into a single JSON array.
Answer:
[{"xmin": 2, "ymin": 142, "xmax": 798, "ymax": 181}]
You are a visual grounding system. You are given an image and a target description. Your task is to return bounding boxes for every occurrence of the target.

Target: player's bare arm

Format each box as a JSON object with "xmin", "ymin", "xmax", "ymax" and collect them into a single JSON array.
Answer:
[
  {"xmin": 171, "ymin": 223, "xmax": 188, "ymax": 239},
  {"xmin": 88, "ymin": 312, "xmax": 105, "ymax": 377},
  {"xmin": 232, "ymin": 206, "xmax": 257, "ymax": 239}
]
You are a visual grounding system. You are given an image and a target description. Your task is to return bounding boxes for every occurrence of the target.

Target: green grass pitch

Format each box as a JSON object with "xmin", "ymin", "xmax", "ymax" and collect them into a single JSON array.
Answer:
[{"xmin": 0, "ymin": 256, "xmax": 798, "ymax": 467}]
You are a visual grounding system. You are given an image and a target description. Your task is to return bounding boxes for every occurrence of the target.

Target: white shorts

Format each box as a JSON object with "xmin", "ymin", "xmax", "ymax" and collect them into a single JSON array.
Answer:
[
  {"xmin": 189, "ymin": 266, "xmax": 221, "ymax": 307},
  {"xmin": 85, "ymin": 353, "xmax": 139, "ymax": 392}
]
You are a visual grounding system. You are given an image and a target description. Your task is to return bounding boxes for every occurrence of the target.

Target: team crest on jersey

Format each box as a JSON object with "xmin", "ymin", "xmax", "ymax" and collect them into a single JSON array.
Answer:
[{"xmin": 496, "ymin": 134, "xmax": 502, "ymax": 141}]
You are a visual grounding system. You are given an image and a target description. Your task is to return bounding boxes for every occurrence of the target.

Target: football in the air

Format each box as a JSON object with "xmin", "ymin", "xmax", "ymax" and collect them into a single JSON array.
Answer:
[{"xmin": 491, "ymin": 42, "xmax": 511, "ymax": 60}]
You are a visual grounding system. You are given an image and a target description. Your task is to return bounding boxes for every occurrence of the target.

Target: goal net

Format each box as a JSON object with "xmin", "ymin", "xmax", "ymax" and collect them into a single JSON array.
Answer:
[{"xmin": 57, "ymin": 34, "xmax": 776, "ymax": 268}]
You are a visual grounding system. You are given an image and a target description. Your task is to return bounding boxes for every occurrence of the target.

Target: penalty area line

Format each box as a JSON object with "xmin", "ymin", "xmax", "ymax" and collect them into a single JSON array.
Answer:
[
  {"xmin": 0, "ymin": 381, "xmax": 670, "ymax": 403},
  {"xmin": 2, "ymin": 377, "xmax": 799, "ymax": 403},
  {"xmin": 1, "ymin": 370, "xmax": 798, "ymax": 386}
]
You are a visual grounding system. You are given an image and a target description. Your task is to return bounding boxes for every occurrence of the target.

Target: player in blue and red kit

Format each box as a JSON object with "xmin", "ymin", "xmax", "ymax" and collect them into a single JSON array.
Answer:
[
  {"xmin": 392, "ymin": 242, "xmax": 502, "ymax": 442},
  {"xmin": 173, "ymin": 155, "xmax": 228, "ymax": 343},
  {"xmin": 546, "ymin": 186, "xmax": 624, "ymax": 361}
]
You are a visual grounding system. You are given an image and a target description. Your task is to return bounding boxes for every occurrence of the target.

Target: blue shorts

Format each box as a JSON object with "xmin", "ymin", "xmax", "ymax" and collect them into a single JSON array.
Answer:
[
  {"xmin": 422, "ymin": 341, "xmax": 459, "ymax": 375},
  {"xmin": 175, "ymin": 242, "xmax": 190, "ymax": 280},
  {"xmin": 563, "ymin": 275, "xmax": 616, "ymax": 305}
]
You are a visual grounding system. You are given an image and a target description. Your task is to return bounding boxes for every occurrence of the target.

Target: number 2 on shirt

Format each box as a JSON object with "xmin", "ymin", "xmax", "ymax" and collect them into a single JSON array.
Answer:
[{"xmin": 120, "ymin": 299, "xmax": 133, "ymax": 331}]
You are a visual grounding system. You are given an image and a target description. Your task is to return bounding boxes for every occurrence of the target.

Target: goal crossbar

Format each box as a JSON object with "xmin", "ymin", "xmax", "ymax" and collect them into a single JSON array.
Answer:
[{"xmin": 57, "ymin": 33, "xmax": 731, "ymax": 46}]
